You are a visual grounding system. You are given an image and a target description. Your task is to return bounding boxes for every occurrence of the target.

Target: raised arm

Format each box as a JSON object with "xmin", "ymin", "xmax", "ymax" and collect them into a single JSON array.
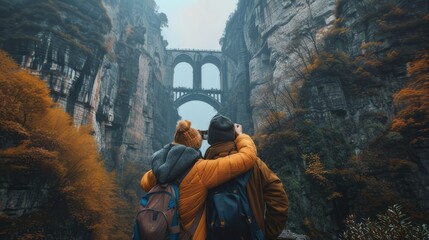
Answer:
[{"xmin": 196, "ymin": 133, "xmax": 257, "ymax": 189}]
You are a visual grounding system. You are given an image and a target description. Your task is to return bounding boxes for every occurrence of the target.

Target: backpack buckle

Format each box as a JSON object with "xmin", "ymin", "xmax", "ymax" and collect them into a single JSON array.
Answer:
[{"xmin": 220, "ymin": 219, "xmax": 225, "ymax": 228}]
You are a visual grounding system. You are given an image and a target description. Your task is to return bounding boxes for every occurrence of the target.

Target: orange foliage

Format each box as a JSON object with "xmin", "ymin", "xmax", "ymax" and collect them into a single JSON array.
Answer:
[
  {"xmin": 408, "ymin": 53, "xmax": 429, "ymax": 76},
  {"xmin": 0, "ymin": 50, "xmax": 128, "ymax": 238},
  {"xmin": 360, "ymin": 41, "xmax": 383, "ymax": 51},
  {"xmin": 304, "ymin": 153, "xmax": 329, "ymax": 184},
  {"xmin": 392, "ymin": 51, "xmax": 429, "ymax": 142},
  {"xmin": 0, "ymin": 51, "xmax": 51, "ymax": 126}
]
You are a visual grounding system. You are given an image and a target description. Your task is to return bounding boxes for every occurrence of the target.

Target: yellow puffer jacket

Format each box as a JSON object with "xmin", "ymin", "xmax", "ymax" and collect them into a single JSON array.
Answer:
[{"xmin": 140, "ymin": 134, "xmax": 257, "ymax": 240}]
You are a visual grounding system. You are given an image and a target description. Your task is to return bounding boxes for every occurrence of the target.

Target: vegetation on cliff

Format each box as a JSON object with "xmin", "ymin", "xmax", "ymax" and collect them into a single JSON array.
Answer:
[
  {"xmin": 340, "ymin": 205, "xmax": 428, "ymax": 240},
  {"xmin": 253, "ymin": 0, "xmax": 429, "ymax": 237},
  {"xmin": 0, "ymin": 50, "xmax": 128, "ymax": 238}
]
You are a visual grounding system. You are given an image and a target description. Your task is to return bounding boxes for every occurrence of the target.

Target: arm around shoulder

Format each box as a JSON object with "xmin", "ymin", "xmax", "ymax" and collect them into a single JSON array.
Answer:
[{"xmin": 197, "ymin": 133, "xmax": 258, "ymax": 189}]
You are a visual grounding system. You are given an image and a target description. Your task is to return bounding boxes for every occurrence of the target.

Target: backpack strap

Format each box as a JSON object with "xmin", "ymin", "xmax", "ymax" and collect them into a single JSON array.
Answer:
[
  {"xmin": 238, "ymin": 168, "xmax": 264, "ymax": 239},
  {"xmin": 170, "ymin": 183, "xmax": 181, "ymax": 234},
  {"xmin": 236, "ymin": 167, "xmax": 252, "ymax": 186}
]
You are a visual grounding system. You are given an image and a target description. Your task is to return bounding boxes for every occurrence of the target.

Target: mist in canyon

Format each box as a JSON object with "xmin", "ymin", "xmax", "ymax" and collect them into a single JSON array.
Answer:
[{"xmin": 0, "ymin": 0, "xmax": 428, "ymax": 239}]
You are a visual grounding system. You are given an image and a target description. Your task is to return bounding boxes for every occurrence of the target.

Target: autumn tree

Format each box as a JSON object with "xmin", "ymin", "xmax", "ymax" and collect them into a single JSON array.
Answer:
[
  {"xmin": 391, "ymin": 52, "xmax": 429, "ymax": 143},
  {"xmin": 253, "ymin": 1, "xmax": 429, "ymax": 237},
  {"xmin": 0, "ymin": 52, "xmax": 51, "ymax": 126},
  {"xmin": 0, "ymin": 50, "xmax": 128, "ymax": 238},
  {"xmin": 254, "ymin": 72, "xmax": 301, "ymax": 131}
]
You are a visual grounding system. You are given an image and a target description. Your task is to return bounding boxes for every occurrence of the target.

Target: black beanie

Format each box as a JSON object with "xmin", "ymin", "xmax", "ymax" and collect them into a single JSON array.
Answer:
[{"xmin": 208, "ymin": 114, "xmax": 235, "ymax": 145}]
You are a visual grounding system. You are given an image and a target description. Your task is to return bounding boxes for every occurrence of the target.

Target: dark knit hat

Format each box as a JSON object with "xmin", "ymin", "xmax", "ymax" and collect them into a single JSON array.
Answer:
[
  {"xmin": 208, "ymin": 114, "xmax": 235, "ymax": 145},
  {"xmin": 173, "ymin": 120, "xmax": 202, "ymax": 149}
]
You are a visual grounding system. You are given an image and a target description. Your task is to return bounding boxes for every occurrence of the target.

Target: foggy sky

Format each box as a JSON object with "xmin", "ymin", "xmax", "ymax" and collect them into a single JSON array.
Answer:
[{"xmin": 156, "ymin": 0, "xmax": 238, "ymax": 154}]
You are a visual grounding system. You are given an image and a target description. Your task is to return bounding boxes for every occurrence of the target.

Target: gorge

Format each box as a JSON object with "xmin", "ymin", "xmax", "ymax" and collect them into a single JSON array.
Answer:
[{"xmin": 0, "ymin": 0, "xmax": 428, "ymax": 238}]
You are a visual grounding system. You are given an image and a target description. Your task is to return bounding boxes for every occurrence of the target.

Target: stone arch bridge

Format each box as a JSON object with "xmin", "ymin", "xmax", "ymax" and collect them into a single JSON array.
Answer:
[{"xmin": 166, "ymin": 49, "xmax": 227, "ymax": 111}]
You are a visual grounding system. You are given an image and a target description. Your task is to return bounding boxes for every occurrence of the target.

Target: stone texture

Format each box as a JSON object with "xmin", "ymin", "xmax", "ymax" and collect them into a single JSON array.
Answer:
[
  {"xmin": 1, "ymin": 0, "xmax": 427, "ymax": 238},
  {"xmin": 222, "ymin": 0, "xmax": 428, "ymax": 236},
  {"xmin": 94, "ymin": 0, "xmax": 178, "ymax": 171},
  {"xmin": 0, "ymin": 0, "xmax": 178, "ymax": 235}
]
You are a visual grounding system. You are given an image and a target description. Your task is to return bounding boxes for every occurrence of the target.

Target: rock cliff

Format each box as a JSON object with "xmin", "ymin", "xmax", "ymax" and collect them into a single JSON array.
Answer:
[
  {"xmin": 0, "ymin": 0, "xmax": 178, "ymax": 170},
  {"xmin": 0, "ymin": 0, "xmax": 178, "ymax": 236},
  {"xmin": 221, "ymin": 0, "xmax": 428, "ymax": 236},
  {"xmin": 1, "ymin": 0, "xmax": 427, "ymax": 238}
]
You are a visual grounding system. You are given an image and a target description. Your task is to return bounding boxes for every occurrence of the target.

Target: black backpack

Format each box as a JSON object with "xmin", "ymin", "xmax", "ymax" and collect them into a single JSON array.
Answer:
[{"xmin": 206, "ymin": 168, "xmax": 264, "ymax": 240}]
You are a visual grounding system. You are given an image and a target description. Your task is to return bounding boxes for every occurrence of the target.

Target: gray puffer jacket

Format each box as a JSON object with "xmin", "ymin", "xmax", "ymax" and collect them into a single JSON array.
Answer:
[{"xmin": 151, "ymin": 143, "xmax": 200, "ymax": 183}]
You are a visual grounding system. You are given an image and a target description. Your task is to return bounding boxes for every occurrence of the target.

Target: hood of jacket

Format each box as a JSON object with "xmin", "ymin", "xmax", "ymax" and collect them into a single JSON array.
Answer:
[{"xmin": 151, "ymin": 143, "xmax": 200, "ymax": 184}]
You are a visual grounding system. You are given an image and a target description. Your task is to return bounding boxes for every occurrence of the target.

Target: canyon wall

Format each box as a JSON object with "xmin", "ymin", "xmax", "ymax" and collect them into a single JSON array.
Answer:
[
  {"xmin": 221, "ymin": 0, "xmax": 428, "ymax": 236},
  {"xmin": 1, "ymin": 0, "xmax": 427, "ymax": 237},
  {"xmin": 0, "ymin": 0, "xmax": 178, "ymax": 235},
  {"xmin": 0, "ymin": 0, "xmax": 178, "ymax": 170}
]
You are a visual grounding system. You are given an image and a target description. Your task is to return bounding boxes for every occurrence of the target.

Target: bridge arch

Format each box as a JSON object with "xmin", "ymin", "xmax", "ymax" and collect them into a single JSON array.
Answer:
[
  {"xmin": 201, "ymin": 55, "xmax": 222, "ymax": 70},
  {"xmin": 166, "ymin": 49, "xmax": 227, "ymax": 110},
  {"xmin": 173, "ymin": 62, "xmax": 193, "ymax": 88},
  {"xmin": 201, "ymin": 63, "xmax": 221, "ymax": 90},
  {"xmin": 173, "ymin": 53, "xmax": 194, "ymax": 69},
  {"xmin": 173, "ymin": 93, "xmax": 222, "ymax": 111}
]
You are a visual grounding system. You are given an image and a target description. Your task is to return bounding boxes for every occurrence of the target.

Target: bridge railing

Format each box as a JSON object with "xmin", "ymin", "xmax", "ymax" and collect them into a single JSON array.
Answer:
[
  {"xmin": 166, "ymin": 48, "xmax": 222, "ymax": 53},
  {"xmin": 169, "ymin": 87, "xmax": 224, "ymax": 102}
]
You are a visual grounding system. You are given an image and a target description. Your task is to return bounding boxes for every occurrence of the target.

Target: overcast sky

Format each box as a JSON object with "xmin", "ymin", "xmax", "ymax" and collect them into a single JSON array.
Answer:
[
  {"xmin": 156, "ymin": 0, "xmax": 237, "ymax": 49},
  {"xmin": 156, "ymin": 0, "xmax": 238, "ymax": 154}
]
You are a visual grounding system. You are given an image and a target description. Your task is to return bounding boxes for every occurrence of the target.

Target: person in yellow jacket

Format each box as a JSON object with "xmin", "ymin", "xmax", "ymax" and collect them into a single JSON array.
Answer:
[
  {"xmin": 140, "ymin": 119, "xmax": 257, "ymax": 240},
  {"xmin": 204, "ymin": 114, "xmax": 289, "ymax": 240}
]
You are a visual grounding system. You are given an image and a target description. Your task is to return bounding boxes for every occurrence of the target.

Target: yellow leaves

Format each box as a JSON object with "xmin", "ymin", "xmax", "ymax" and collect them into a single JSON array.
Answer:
[
  {"xmin": 0, "ymin": 50, "xmax": 126, "ymax": 236},
  {"xmin": 363, "ymin": 59, "xmax": 383, "ymax": 68},
  {"xmin": 391, "ymin": 53, "xmax": 429, "ymax": 140},
  {"xmin": 360, "ymin": 41, "xmax": 383, "ymax": 51},
  {"xmin": 0, "ymin": 51, "xmax": 20, "ymax": 73},
  {"xmin": 407, "ymin": 52, "xmax": 429, "ymax": 76},
  {"xmin": 0, "ymin": 144, "xmax": 60, "ymax": 175},
  {"xmin": 0, "ymin": 50, "xmax": 51, "ymax": 125},
  {"xmin": 393, "ymin": 88, "xmax": 427, "ymax": 105},
  {"xmin": 308, "ymin": 51, "xmax": 354, "ymax": 75},
  {"xmin": 327, "ymin": 192, "xmax": 343, "ymax": 200},
  {"xmin": 304, "ymin": 153, "xmax": 329, "ymax": 184},
  {"xmin": 326, "ymin": 27, "xmax": 349, "ymax": 37},
  {"xmin": 0, "ymin": 120, "xmax": 30, "ymax": 143},
  {"xmin": 386, "ymin": 50, "xmax": 399, "ymax": 61},
  {"xmin": 391, "ymin": 119, "xmax": 407, "ymax": 131}
]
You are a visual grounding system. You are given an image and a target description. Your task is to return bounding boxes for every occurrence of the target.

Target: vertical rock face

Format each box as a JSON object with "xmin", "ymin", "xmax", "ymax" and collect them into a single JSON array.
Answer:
[
  {"xmin": 223, "ymin": 0, "xmax": 426, "ymax": 150},
  {"xmin": 96, "ymin": 0, "xmax": 178, "ymax": 171},
  {"xmin": 0, "ymin": 0, "xmax": 111, "ymax": 126},
  {"xmin": 223, "ymin": 0, "xmax": 338, "ymax": 132},
  {"xmin": 0, "ymin": 0, "xmax": 178, "ymax": 171},
  {"xmin": 0, "ymin": 0, "xmax": 178, "ymax": 230},
  {"xmin": 222, "ymin": 0, "xmax": 428, "ymax": 236}
]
